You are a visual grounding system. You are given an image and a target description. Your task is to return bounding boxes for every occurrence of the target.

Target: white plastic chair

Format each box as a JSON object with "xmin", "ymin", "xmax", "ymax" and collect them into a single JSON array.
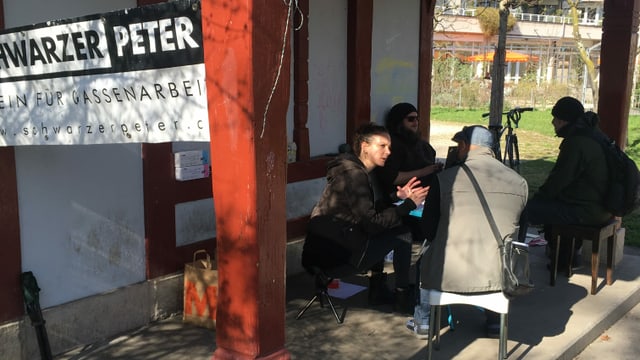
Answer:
[{"xmin": 426, "ymin": 289, "xmax": 510, "ymax": 360}]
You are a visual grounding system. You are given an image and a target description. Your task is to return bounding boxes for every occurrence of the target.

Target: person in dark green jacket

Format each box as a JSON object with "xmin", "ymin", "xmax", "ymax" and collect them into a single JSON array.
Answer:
[{"xmin": 522, "ymin": 96, "xmax": 612, "ymax": 268}]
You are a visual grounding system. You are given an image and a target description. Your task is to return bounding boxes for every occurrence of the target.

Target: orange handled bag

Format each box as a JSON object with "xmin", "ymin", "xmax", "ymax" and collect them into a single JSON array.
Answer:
[{"xmin": 183, "ymin": 249, "xmax": 218, "ymax": 329}]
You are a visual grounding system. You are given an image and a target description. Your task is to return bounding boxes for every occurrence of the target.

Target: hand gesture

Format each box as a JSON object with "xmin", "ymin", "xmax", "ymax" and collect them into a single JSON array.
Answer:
[{"xmin": 397, "ymin": 177, "xmax": 429, "ymax": 205}]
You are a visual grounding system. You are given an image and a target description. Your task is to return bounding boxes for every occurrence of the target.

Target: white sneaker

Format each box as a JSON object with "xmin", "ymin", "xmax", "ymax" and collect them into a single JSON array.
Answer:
[{"xmin": 405, "ymin": 319, "xmax": 429, "ymax": 340}]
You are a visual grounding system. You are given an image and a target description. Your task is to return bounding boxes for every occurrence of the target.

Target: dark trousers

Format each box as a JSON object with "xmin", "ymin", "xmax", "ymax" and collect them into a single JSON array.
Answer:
[
  {"xmin": 403, "ymin": 215, "xmax": 426, "ymax": 243},
  {"xmin": 519, "ymin": 198, "xmax": 584, "ymax": 264},
  {"xmin": 357, "ymin": 226, "xmax": 412, "ymax": 288}
]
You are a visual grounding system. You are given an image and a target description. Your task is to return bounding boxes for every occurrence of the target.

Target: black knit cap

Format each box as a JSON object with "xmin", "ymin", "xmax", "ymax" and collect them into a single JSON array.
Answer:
[
  {"xmin": 385, "ymin": 102, "xmax": 418, "ymax": 132},
  {"xmin": 552, "ymin": 96, "xmax": 584, "ymax": 123}
]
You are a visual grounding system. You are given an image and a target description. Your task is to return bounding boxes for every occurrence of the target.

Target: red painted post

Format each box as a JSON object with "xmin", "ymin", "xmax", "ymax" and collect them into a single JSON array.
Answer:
[
  {"xmin": 418, "ymin": 1, "xmax": 436, "ymax": 141},
  {"xmin": 346, "ymin": 0, "xmax": 373, "ymax": 142},
  {"xmin": 0, "ymin": 147, "xmax": 23, "ymax": 323},
  {"xmin": 0, "ymin": 1, "xmax": 23, "ymax": 324},
  {"xmin": 201, "ymin": 0, "xmax": 290, "ymax": 359},
  {"xmin": 598, "ymin": 0, "xmax": 640, "ymax": 149}
]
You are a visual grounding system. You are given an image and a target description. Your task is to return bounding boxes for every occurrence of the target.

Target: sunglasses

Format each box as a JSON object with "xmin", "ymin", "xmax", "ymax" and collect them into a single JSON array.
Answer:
[{"xmin": 405, "ymin": 115, "xmax": 419, "ymax": 122}]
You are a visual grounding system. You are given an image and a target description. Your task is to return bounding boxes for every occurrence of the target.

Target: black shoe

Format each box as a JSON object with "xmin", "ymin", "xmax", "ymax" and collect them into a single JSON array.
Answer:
[
  {"xmin": 368, "ymin": 273, "xmax": 395, "ymax": 306},
  {"xmin": 393, "ymin": 285, "xmax": 416, "ymax": 315}
]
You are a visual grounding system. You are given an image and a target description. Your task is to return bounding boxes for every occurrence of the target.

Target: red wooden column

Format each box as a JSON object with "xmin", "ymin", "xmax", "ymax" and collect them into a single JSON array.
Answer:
[
  {"xmin": 201, "ymin": 1, "xmax": 290, "ymax": 359},
  {"xmin": 0, "ymin": 147, "xmax": 22, "ymax": 323},
  {"xmin": 598, "ymin": 0, "xmax": 640, "ymax": 148},
  {"xmin": 347, "ymin": 0, "xmax": 373, "ymax": 142},
  {"xmin": 0, "ymin": 1, "xmax": 24, "ymax": 324},
  {"xmin": 418, "ymin": 1, "xmax": 436, "ymax": 140},
  {"xmin": 293, "ymin": 0, "xmax": 310, "ymax": 161}
]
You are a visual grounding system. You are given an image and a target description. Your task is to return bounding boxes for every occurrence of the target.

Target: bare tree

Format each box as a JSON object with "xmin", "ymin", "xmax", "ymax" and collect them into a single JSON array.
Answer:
[
  {"xmin": 567, "ymin": 0, "xmax": 599, "ymax": 109},
  {"xmin": 477, "ymin": 6, "xmax": 516, "ymax": 78},
  {"xmin": 487, "ymin": 0, "xmax": 513, "ymax": 158},
  {"xmin": 485, "ymin": 0, "xmax": 538, "ymax": 157}
]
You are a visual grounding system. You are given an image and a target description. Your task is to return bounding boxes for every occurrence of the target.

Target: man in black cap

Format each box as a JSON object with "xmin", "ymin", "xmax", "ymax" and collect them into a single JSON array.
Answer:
[
  {"xmin": 406, "ymin": 125, "xmax": 528, "ymax": 338},
  {"xmin": 521, "ymin": 96, "xmax": 611, "ymax": 269}
]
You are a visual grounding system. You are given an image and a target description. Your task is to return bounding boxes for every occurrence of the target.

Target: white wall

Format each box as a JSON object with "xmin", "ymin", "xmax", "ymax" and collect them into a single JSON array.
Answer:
[
  {"xmin": 307, "ymin": 0, "xmax": 348, "ymax": 157},
  {"xmin": 15, "ymin": 145, "xmax": 145, "ymax": 307},
  {"xmin": 8, "ymin": 0, "xmax": 143, "ymax": 308},
  {"xmin": 371, "ymin": 0, "xmax": 421, "ymax": 124},
  {"xmin": 285, "ymin": 0, "xmax": 422, "ymax": 219},
  {"xmin": 294, "ymin": 0, "xmax": 422, "ymax": 153}
]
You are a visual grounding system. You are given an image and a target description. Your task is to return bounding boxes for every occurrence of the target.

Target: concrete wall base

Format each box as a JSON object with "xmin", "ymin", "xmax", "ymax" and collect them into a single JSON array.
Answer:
[
  {"xmin": 0, "ymin": 273, "xmax": 183, "ymax": 359},
  {"xmin": 0, "ymin": 240, "xmax": 309, "ymax": 359}
]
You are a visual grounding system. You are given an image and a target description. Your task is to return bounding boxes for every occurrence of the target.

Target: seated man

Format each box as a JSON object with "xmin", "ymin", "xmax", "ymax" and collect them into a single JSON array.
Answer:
[
  {"xmin": 407, "ymin": 125, "xmax": 528, "ymax": 338},
  {"xmin": 520, "ymin": 97, "xmax": 612, "ymax": 268},
  {"xmin": 302, "ymin": 123, "xmax": 429, "ymax": 313}
]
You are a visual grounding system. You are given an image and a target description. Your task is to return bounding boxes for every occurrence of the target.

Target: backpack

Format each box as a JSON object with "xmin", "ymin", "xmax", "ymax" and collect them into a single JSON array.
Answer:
[{"xmin": 591, "ymin": 132, "xmax": 640, "ymax": 217}]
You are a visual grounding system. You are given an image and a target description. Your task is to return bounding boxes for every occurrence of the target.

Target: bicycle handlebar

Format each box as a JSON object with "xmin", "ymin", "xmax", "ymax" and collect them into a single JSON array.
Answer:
[{"xmin": 482, "ymin": 107, "xmax": 533, "ymax": 118}]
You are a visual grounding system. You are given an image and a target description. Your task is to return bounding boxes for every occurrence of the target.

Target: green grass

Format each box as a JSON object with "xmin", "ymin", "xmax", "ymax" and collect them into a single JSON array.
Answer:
[
  {"xmin": 431, "ymin": 107, "xmax": 640, "ymax": 247},
  {"xmin": 430, "ymin": 106, "xmax": 556, "ymax": 136}
]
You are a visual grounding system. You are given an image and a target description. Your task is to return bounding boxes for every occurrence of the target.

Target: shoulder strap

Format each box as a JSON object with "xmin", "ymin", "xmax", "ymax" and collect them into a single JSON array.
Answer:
[{"xmin": 461, "ymin": 164, "xmax": 504, "ymax": 247}]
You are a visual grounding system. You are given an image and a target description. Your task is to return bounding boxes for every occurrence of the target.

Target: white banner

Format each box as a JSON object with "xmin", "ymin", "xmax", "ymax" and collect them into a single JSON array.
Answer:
[{"xmin": 0, "ymin": 0, "xmax": 208, "ymax": 146}]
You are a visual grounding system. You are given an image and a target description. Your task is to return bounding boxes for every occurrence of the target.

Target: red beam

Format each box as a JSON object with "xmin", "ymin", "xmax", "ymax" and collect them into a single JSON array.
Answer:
[
  {"xmin": 202, "ymin": 0, "xmax": 290, "ymax": 358},
  {"xmin": 598, "ymin": 0, "xmax": 640, "ymax": 148},
  {"xmin": 0, "ymin": 147, "xmax": 23, "ymax": 323},
  {"xmin": 346, "ymin": 0, "xmax": 373, "ymax": 143}
]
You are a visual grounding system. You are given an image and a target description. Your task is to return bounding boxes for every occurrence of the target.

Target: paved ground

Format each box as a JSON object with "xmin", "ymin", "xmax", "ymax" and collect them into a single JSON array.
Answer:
[
  {"xmin": 575, "ymin": 299, "xmax": 640, "ymax": 359},
  {"xmin": 58, "ymin": 244, "xmax": 640, "ymax": 359}
]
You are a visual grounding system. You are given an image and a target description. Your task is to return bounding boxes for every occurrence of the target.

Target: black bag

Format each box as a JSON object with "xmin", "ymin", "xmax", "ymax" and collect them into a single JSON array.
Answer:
[
  {"xmin": 590, "ymin": 132, "xmax": 640, "ymax": 217},
  {"xmin": 303, "ymin": 215, "xmax": 369, "ymax": 268},
  {"xmin": 462, "ymin": 165, "xmax": 533, "ymax": 298}
]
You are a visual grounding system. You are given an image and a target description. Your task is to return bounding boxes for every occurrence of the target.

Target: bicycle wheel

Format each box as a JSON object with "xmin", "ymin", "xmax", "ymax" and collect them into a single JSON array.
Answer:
[
  {"xmin": 502, "ymin": 135, "xmax": 511, "ymax": 165},
  {"xmin": 512, "ymin": 135, "xmax": 520, "ymax": 173},
  {"xmin": 504, "ymin": 134, "xmax": 516, "ymax": 171}
]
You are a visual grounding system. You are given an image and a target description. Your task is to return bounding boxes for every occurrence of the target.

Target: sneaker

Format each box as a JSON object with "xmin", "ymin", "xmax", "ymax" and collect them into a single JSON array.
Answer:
[{"xmin": 406, "ymin": 318, "xmax": 429, "ymax": 340}]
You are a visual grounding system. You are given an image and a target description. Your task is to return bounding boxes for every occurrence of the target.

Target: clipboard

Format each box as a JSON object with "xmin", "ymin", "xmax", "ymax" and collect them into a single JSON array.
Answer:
[{"xmin": 444, "ymin": 146, "xmax": 459, "ymax": 169}]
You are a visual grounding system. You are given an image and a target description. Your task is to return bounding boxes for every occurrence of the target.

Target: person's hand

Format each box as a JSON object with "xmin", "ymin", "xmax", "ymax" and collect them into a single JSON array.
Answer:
[
  {"xmin": 397, "ymin": 177, "xmax": 429, "ymax": 205},
  {"xmin": 396, "ymin": 177, "xmax": 422, "ymax": 200},
  {"xmin": 407, "ymin": 185, "xmax": 429, "ymax": 206}
]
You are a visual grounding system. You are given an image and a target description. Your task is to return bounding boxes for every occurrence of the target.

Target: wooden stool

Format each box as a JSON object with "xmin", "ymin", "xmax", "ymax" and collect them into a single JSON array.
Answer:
[{"xmin": 549, "ymin": 218, "xmax": 618, "ymax": 294}]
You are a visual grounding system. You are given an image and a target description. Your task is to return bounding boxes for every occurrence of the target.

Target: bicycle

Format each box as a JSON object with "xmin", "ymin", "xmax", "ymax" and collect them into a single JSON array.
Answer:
[{"xmin": 482, "ymin": 107, "xmax": 533, "ymax": 173}]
